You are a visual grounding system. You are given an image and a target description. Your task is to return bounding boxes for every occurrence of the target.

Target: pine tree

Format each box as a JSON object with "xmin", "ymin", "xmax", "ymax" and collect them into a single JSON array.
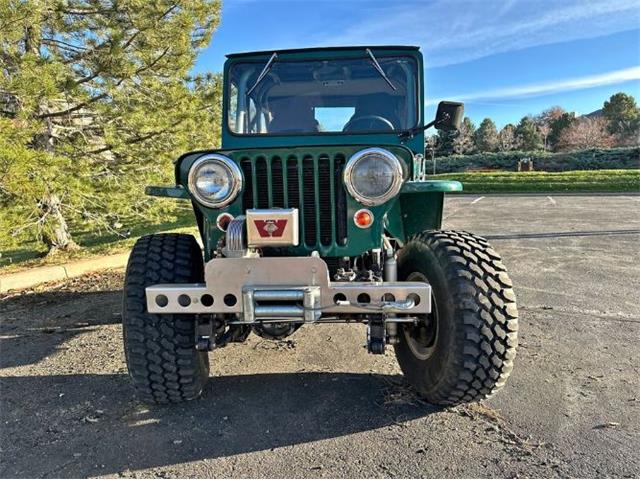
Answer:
[
  {"xmin": 547, "ymin": 112, "xmax": 576, "ymax": 152},
  {"xmin": 602, "ymin": 92, "xmax": 640, "ymax": 145},
  {"xmin": 0, "ymin": 0, "xmax": 221, "ymax": 254},
  {"xmin": 435, "ymin": 128, "xmax": 456, "ymax": 157},
  {"xmin": 515, "ymin": 116, "xmax": 542, "ymax": 151},
  {"xmin": 474, "ymin": 118, "xmax": 498, "ymax": 152}
]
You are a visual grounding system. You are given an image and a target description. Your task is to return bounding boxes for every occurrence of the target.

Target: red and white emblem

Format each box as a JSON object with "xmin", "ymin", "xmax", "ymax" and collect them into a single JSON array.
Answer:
[{"xmin": 254, "ymin": 219, "xmax": 287, "ymax": 238}]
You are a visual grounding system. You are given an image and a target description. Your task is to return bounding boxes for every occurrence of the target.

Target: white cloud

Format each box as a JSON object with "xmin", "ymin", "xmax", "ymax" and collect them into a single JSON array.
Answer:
[
  {"xmin": 431, "ymin": 66, "xmax": 640, "ymax": 104},
  {"xmin": 317, "ymin": 0, "xmax": 640, "ymax": 67}
]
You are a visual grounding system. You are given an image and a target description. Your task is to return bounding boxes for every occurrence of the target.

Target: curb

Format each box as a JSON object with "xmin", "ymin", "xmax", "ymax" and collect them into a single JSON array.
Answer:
[{"xmin": 0, "ymin": 252, "xmax": 130, "ymax": 294}]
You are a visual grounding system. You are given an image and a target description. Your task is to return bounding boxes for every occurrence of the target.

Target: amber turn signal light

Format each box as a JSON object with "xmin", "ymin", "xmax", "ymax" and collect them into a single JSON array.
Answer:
[{"xmin": 353, "ymin": 209, "xmax": 374, "ymax": 229}]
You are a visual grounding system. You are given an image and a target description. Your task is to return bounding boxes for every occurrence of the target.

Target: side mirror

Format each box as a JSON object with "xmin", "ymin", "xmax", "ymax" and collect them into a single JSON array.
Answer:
[{"xmin": 434, "ymin": 101, "xmax": 464, "ymax": 131}]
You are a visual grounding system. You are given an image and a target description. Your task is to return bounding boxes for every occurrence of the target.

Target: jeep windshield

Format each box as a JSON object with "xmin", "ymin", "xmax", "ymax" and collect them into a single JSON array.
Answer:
[{"xmin": 227, "ymin": 55, "xmax": 418, "ymax": 135}]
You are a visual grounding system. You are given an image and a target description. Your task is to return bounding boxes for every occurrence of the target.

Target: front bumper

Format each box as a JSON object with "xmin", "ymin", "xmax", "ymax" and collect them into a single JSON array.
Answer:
[{"xmin": 145, "ymin": 257, "xmax": 431, "ymax": 322}]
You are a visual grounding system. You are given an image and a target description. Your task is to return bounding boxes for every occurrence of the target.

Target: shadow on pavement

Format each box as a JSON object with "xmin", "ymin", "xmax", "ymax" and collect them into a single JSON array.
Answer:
[
  {"xmin": 0, "ymin": 273, "xmax": 436, "ymax": 477},
  {"xmin": 0, "ymin": 289, "xmax": 122, "ymax": 369},
  {"xmin": 0, "ymin": 371, "xmax": 437, "ymax": 477}
]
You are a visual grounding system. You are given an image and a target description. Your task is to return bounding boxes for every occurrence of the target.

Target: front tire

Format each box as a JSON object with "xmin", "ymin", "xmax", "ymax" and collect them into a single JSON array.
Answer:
[
  {"xmin": 395, "ymin": 230, "xmax": 518, "ymax": 405},
  {"xmin": 122, "ymin": 234, "xmax": 209, "ymax": 404}
]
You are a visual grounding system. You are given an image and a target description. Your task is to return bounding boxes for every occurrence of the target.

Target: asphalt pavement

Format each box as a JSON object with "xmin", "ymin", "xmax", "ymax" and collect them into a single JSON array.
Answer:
[{"xmin": 1, "ymin": 194, "xmax": 639, "ymax": 478}]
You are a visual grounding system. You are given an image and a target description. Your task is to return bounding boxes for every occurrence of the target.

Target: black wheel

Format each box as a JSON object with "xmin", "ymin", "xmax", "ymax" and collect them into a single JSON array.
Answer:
[
  {"xmin": 122, "ymin": 233, "xmax": 209, "ymax": 404},
  {"xmin": 395, "ymin": 230, "xmax": 518, "ymax": 405}
]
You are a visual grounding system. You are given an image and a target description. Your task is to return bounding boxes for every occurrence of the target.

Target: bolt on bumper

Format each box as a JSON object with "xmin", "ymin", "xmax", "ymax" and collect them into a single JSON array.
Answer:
[{"xmin": 145, "ymin": 257, "xmax": 431, "ymax": 321}]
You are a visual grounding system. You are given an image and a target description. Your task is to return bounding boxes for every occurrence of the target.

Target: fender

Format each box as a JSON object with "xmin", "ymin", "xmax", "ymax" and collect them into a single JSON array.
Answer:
[{"xmin": 386, "ymin": 180, "xmax": 462, "ymax": 240}]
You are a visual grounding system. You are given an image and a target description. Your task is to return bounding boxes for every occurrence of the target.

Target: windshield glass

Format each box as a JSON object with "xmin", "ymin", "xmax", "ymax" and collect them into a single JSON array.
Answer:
[{"xmin": 227, "ymin": 55, "xmax": 418, "ymax": 135}]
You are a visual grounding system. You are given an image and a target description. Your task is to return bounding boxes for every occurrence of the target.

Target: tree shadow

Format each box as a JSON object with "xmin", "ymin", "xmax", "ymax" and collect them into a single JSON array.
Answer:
[
  {"xmin": 0, "ymin": 372, "xmax": 438, "ymax": 477},
  {"xmin": 1, "ymin": 283, "xmax": 440, "ymax": 477},
  {"xmin": 0, "ymin": 289, "xmax": 122, "ymax": 368}
]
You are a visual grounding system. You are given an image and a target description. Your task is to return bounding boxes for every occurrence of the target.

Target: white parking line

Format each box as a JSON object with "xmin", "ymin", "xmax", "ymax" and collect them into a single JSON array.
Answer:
[
  {"xmin": 471, "ymin": 196, "xmax": 485, "ymax": 205},
  {"xmin": 547, "ymin": 196, "xmax": 556, "ymax": 205}
]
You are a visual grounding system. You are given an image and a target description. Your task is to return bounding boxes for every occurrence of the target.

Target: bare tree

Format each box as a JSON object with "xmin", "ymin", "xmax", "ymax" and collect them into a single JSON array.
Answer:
[
  {"xmin": 452, "ymin": 117, "xmax": 476, "ymax": 155},
  {"xmin": 425, "ymin": 135, "xmax": 439, "ymax": 174},
  {"xmin": 556, "ymin": 117, "xmax": 615, "ymax": 151},
  {"xmin": 497, "ymin": 124, "xmax": 518, "ymax": 152},
  {"xmin": 538, "ymin": 106, "xmax": 566, "ymax": 124},
  {"xmin": 538, "ymin": 123, "xmax": 551, "ymax": 151}
]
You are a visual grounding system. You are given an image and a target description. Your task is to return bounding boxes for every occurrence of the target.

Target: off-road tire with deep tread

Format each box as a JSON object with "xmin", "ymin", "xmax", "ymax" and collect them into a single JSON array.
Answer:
[
  {"xmin": 395, "ymin": 230, "xmax": 518, "ymax": 405},
  {"xmin": 122, "ymin": 233, "xmax": 209, "ymax": 404}
]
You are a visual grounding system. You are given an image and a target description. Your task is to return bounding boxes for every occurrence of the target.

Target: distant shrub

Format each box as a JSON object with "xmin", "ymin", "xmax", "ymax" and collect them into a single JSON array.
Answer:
[{"xmin": 425, "ymin": 147, "xmax": 640, "ymax": 173}]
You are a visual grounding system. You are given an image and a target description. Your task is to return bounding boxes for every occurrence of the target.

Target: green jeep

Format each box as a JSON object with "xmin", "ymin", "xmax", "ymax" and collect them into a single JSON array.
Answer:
[{"xmin": 122, "ymin": 46, "xmax": 518, "ymax": 405}]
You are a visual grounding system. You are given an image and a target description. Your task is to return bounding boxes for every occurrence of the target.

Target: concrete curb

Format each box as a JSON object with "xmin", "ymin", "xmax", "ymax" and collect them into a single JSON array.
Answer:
[{"xmin": 0, "ymin": 252, "xmax": 130, "ymax": 294}]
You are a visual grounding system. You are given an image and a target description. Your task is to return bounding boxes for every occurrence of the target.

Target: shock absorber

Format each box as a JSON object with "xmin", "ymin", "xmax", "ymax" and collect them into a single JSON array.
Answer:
[
  {"xmin": 384, "ymin": 248, "xmax": 397, "ymax": 282},
  {"xmin": 384, "ymin": 245, "xmax": 399, "ymax": 345}
]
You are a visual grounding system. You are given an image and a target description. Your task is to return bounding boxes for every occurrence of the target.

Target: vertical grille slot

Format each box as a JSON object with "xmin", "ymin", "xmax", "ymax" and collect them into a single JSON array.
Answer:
[
  {"xmin": 318, "ymin": 155, "xmax": 332, "ymax": 246},
  {"xmin": 302, "ymin": 156, "xmax": 316, "ymax": 247},
  {"xmin": 286, "ymin": 157, "xmax": 300, "ymax": 210},
  {"xmin": 271, "ymin": 157, "xmax": 285, "ymax": 207},
  {"xmin": 240, "ymin": 151, "xmax": 348, "ymax": 250},
  {"xmin": 255, "ymin": 157, "xmax": 269, "ymax": 209},
  {"xmin": 334, "ymin": 155, "xmax": 347, "ymax": 245},
  {"xmin": 240, "ymin": 159, "xmax": 254, "ymax": 209}
]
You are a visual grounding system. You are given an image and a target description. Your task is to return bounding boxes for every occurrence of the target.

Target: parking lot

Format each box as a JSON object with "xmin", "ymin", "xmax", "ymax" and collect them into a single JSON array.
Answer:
[{"xmin": 1, "ymin": 194, "xmax": 639, "ymax": 478}]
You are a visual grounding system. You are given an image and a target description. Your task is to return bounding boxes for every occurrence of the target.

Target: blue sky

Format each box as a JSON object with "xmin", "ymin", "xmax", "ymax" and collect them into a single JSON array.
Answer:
[{"xmin": 194, "ymin": 0, "xmax": 640, "ymax": 128}]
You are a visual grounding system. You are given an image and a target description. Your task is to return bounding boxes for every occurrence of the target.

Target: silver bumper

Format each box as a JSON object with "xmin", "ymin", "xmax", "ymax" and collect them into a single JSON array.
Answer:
[{"xmin": 145, "ymin": 257, "xmax": 431, "ymax": 321}]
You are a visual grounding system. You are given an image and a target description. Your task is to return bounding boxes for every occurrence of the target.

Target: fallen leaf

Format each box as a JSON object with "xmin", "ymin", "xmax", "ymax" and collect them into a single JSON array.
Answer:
[{"xmin": 594, "ymin": 421, "xmax": 620, "ymax": 429}]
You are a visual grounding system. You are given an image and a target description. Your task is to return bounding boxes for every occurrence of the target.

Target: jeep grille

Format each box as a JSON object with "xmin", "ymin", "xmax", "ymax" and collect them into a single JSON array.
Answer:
[{"xmin": 240, "ymin": 153, "xmax": 348, "ymax": 248}]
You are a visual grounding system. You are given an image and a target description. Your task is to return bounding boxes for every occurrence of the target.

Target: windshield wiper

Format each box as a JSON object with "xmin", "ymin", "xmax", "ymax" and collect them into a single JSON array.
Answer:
[
  {"xmin": 366, "ymin": 48, "xmax": 396, "ymax": 91},
  {"xmin": 247, "ymin": 52, "xmax": 278, "ymax": 96}
]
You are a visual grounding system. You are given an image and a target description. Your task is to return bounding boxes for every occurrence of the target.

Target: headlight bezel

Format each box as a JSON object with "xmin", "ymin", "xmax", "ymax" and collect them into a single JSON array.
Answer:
[
  {"xmin": 187, "ymin": 154, "xmax": 243, "ymax": 209},
  {"xmin": 343, "ymin": 147, "xmax": 404, "ymax": 206}
]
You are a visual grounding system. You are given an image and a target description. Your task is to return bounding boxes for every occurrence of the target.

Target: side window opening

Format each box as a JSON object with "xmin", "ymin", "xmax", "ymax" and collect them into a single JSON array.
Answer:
[{"xmin": 228, "ymin": 83, "xmax": 238, "ymax": 132}]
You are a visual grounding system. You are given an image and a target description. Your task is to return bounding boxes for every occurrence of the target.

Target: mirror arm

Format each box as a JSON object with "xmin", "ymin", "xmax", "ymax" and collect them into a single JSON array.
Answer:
[
  {"xmin": 423, "ymin": 119, "xmax": 438, "ymax": 131},
  {"xmin": 399, "ymin": 119, "xmax": 437, "ymax": 140}
]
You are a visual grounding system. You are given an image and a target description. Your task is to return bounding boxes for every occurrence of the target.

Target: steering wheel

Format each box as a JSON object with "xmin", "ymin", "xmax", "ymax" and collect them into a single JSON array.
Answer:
[{"xmin": 343, "ymin": 115, "xmax": 394, "ymax": 132}]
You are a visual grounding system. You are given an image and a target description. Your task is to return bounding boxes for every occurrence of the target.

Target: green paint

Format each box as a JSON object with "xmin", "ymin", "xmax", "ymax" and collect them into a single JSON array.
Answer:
[
  {"xmin": 401, "ymin": 180, "xmax": 462, "ymax": 193},
  {"xmin": 175, "ymin": 145, "xmax": 414, "ymax": 258},
  {"xmin": 145, "ymin": 186, "xmax": 190, "ymax": 199},
  {"xmin": 221, "ymin": 47, "xmax": 426, "ymax": 155},
  {"xmin": 148, "ymin": 46, "xmax": 460, "ymax": 259},
  {"xmin": 399, "ymin": 192, "xmax": 445, "ymax": 238}
]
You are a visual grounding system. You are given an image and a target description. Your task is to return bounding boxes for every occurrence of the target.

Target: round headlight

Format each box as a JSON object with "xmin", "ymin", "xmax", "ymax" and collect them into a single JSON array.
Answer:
[
  {"xmin": 344, "ymin": 148, "xmax": 404, "ymax": 206},
  {"xmin": 188, "ymin": 154, "xmax": 242, "ymax": 208}
]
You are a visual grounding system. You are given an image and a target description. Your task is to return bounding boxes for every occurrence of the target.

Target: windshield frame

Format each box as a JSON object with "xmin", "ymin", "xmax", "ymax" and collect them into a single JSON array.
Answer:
[{"xmin": 223, "ymin": 53, "xmax": 421, "ymax": 138}]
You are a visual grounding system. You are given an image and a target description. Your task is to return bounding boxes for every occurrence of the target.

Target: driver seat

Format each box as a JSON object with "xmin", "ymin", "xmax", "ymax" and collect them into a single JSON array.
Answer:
[
  {"xmin": 269, "ymin": 98, "xmax": 319, "ymax": 133},
  {"xmin": 347, "ymin": 94, "xmax": 400, "ymax": 131}
]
